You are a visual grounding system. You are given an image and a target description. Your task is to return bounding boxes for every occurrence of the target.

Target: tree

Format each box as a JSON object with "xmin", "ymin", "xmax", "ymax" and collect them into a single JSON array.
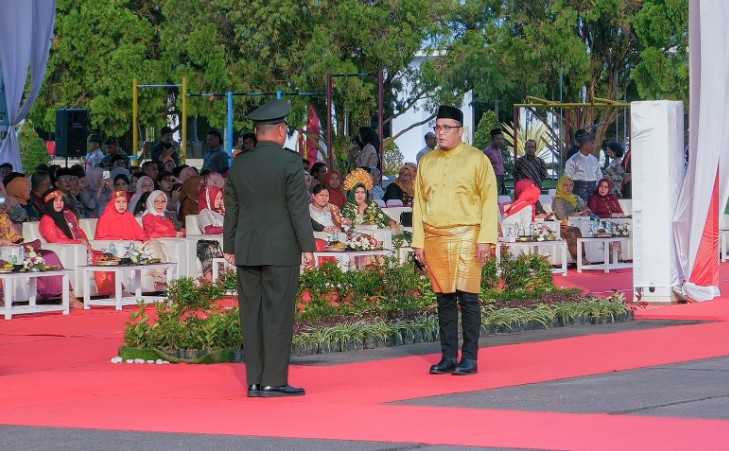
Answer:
[
  {"xmin": 29, "ymin": 0, "xmax": 167, "ymax": 138},
  {"xmin": 630, "ymin": 0, "xmax": 688, "ymax": 103},
  {"xmin": 430, "ymin": 0, "xmax": 647, "ymax": 158},
  {"xmin": 31, "ymin": 0, "xmax": 448, "ymax": 147}
]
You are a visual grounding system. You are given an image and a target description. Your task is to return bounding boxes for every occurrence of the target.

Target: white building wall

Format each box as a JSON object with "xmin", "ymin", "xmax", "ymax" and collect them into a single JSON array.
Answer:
[{"xmin": 391, "ymin": 55, "xmax": 473, "ymax": 168}]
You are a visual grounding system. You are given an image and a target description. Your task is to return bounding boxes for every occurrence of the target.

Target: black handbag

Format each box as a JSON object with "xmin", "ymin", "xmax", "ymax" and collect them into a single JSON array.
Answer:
[{"xmin": 400, "ymin": 211, "xmax": 413, "ymax": 227}]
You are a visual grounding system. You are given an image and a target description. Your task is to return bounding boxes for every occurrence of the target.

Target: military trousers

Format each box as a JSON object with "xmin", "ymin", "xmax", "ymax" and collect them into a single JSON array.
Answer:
[{"xmin": 237, "ymin": 265, "xmax": 300, "ymax": 387}]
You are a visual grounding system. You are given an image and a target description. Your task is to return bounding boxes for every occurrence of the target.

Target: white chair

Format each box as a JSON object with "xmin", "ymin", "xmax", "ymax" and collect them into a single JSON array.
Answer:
[
  {"xmin": 182, "ymin": 215, "xmax": 224, "ymax": 277},
  {"xmin": 381, "ymin": 206, "xmax": 412, "ymax": 227},
  {"xmin": 548, "ymin": 189, "xmax": 556, "ymax": 198},
  {"xmin": 22, "ymin": 221, "xmax": 88, "ymax": 297},
  {"xmin": 374, "ymin": 199, "xmax": 386, "ymax": 207},
  {"xmin": 385, "ymin": 199, "xmax": 403, "ymax": 207},
  {"xmin": 539, "ymin": 194, "xmax": 552, "ymax": 206},
  {"xmin": 79, "ymin": 218, "xmax": 98, "ymax": 239},
  {"xmin": 498, "ymin": 195, "xmax": 512, "ymax": 203},
  {"xmin": 185, "ymin": 214, "xmax": 203, "ymax": 236}
]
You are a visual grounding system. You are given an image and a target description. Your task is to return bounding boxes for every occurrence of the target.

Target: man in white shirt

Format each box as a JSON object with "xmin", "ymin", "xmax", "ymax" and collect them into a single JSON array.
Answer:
[
  {"xmin": 564, "ymin": 129, "xmax": 602, "ymax": 202},
  {"xmin": 416, "ymin": 132, "xmax": 437, "ymax": 164},
  {"xmin": 85, "ymin": 134, "xmax": 105, "ymax": 172}
]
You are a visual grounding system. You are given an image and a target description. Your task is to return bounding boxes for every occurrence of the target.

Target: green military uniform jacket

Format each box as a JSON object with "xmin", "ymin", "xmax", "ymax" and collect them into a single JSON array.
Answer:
[{"xmin": 223, "ymin": 141, "xmax": 315, "ymax": 265}]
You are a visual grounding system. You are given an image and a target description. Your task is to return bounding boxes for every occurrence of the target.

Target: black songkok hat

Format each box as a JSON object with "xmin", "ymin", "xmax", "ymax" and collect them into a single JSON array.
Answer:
[
  {"xmin": 435, "ymin": 105, "xmax": 463, "ymax": 124},
  {"xmin": 87, "ymin": 134, "xmax": 103, "ymax": 144},
  {"xmin": 490, "ymin": 128, "xmax": 503, "ymax": 137},
  {"xmin": 575, "ymin": 128, "xmax": 595, "ymax": 144}
]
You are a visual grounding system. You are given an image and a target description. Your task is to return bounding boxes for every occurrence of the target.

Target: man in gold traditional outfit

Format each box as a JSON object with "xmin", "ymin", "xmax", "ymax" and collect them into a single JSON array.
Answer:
[{"xmin": 412, "ymin": 105, "xmax": 498, "ymax": 376}]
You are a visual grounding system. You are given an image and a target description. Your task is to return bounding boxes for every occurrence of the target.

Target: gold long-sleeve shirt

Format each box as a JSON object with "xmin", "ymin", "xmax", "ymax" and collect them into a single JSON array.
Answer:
[{"xmin": 411, "ymin": 142, "xmax": 499, "ymax": 248}]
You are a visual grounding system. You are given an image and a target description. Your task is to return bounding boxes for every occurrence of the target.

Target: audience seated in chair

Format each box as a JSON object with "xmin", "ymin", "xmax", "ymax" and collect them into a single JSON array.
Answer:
[
  {"xmin": 551, "ymin": 176, "xmax": 590, "ymax": 264},
  {"xmin": 39, "ymin": 189, "xmax": 115, "ymax": 295},
  {"xmin": 0, "ymin": 208, "xmax": 82, "ymax": 308},
  {"xmin": 196, "ymin": 185, "xmax": 225, "ymax": 280},
  {"xmin": 383, "ymin": 163, "xmax": 416, "ymax": 206}
]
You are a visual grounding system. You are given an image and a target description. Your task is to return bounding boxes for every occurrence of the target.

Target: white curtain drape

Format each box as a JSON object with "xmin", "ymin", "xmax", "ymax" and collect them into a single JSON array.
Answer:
[
  {"xmin": 673, "ymin": 0, "xmax": 729, "ymax": 301},
  {"xmin": 0, "ymin": 0, "xmax": 57, "ymax": 172}
]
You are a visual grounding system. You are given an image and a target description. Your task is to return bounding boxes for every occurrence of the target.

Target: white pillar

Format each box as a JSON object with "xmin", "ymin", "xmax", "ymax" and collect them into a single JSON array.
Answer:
[{"xmin": 630, "ymin": 101, "xmax": 685, "ymax": 302}]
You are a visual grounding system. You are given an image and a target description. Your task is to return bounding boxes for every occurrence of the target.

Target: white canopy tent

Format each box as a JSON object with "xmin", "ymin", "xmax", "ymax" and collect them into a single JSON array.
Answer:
[{"xmin": 0, "ymin": 0, "xmax": 56, "ymax": 172}]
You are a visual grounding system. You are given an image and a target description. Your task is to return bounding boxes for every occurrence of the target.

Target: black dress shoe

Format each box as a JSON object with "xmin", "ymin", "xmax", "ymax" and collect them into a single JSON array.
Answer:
[
  {"xmin": 452, "ymin": 358, "xmax": 478, "ymax": 375},
  {"xmin": 260, "ymin": 385, "xmax": 306, "ymax": 397},
  {"xmin": 247, "ymin": 384, "xmax": 261, "ymax": 397},
  {"xmin": 429, "ymin": 358, "xmax": 458, "ymax": 375}
]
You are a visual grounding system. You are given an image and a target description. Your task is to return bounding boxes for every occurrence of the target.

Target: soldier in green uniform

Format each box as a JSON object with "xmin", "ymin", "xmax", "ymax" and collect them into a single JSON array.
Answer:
[{"xmin": 223, "ymin": 99, "xmax": 316, "ymax": 398}]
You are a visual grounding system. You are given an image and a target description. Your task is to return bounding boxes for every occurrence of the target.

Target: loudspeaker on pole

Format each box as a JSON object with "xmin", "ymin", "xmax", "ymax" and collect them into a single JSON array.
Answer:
[{"xmin": 55, "ymin": 109, "xmax": 88, "ymax": 158}]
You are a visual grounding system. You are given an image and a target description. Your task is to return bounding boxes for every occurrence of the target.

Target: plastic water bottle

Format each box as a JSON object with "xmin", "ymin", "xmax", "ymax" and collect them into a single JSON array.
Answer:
[{"xmin": 109, "ymin": 243, "xmax": 117, "ymax": 256}]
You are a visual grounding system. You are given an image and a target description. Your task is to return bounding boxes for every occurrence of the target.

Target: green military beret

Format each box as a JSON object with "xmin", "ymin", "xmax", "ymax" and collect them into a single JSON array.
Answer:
[
  {"xmin": 249, "ymin": 99, "xmax": 291, "ymax": 125},
  {"xmin": 103, "ymin": 136, "xmax": 118, "ymax": 145}
]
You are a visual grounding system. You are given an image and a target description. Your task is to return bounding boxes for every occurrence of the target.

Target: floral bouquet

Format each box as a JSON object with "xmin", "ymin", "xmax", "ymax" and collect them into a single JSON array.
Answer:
[
  {"xmin": 533, "ymin": 223, "xmax": 557, "ymax": 242},
  {"xmin": 22, "ymin": 248, "xmax": 46, "ymax": 272},
  {"xmin": 613, "ymin": 222, "xmax": 631, "ymax": 237},
  {"xmin": 347, "ymin": 232, "xmax": 381, "ymax": 251},
  {"xmin": 130, "ymin": 246, "xmax": 155, "ymax": 264}
]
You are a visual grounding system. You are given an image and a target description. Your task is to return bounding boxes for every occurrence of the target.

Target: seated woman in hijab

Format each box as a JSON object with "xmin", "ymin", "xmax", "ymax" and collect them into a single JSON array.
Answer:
[
  {"xmin": 383, "ymin": 163, "xmax": 416, "ymax": 205},
  {"xmin": 128, "ymin": 175, "xmax": 154, "ymax": 214},
  {"xmin": 367, "ymin": 167, "xmax": 385, "ymax": 201},
  {"xmin": 588, "ymin": 177, "xmax": 626, "ymax": 218},
  {"xmin": 96, "ymin": 191, "xmax": 169, "ymax": 291},
  {"xmin": 39, "ymin": 189, "xmax": 114, "ymax": 295},
  {"xmin": 503, "ymin": 180, "xmax": 544, "ymax": 225},
  {"xmin": 588, "ymin": 177, "xmax": 627, "ymax": 262},
  {"xmin": 3, "ymin": 173, "xmax": 36, "ymax": 222},
  {"xmin": 143, "ymin": 190, "xmax": 185, "ymax": 238},
  {"xmin": 323, "ymin": 169, "xmax": 346, "ymax": 209},
  {"xmin": 342, "ymin": 169, "xmax": 400, "ymax": 232},
  {"xmin": 0, "ymin": 206, "xmax": 83, "ymax": 308},
  {"xmin": 96, "ymin": 191, "xmax": 148, "ymax": 241},
  {"xmin": 177, "ymin": 175, "xmax": 201, "ymax": 224},
  {"xmin": 551, "ymin": 176, "xmax": 590, "ymax": 264},
  {"xmin": 196, "ymin": 185, "xmax": 225, "ymax": 280},
  {"xmin": 79, "ymin": 167, "xmax": 113, "ymax": 218}
]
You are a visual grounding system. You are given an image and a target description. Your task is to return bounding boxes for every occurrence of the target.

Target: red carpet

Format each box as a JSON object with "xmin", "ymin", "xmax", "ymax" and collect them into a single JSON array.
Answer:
[{"xmin": 2, "ymin": 264, "xmax": 729, "ymax": 449}]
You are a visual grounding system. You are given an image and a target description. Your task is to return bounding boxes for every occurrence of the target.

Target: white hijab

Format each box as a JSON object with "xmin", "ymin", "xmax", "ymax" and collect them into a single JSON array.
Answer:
[
  {"xmin": 129, "ymin": 176, "xmax": 153, "ymax": 213},
  {"xmin": 143, "ymin": 190, "xmax": 167, "ymax": 218}
]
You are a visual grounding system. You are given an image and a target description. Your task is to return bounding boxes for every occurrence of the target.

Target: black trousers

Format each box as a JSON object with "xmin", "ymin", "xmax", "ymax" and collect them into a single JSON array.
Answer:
[
  {"xmin": 237, "ymin": 265, "xmax": 300, "ymax": 386},
  {"xmin": 436, "ymin": 291, "xmax": 481, "ymax": 361},
  {"xmin": 496, "ymin": 175, "xmax": 508, "ymax": 195}
]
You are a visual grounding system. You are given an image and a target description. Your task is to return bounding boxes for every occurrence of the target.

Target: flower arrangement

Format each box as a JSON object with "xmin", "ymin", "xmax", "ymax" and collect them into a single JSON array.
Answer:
[
  {"xmin": 347, "ymin": 232, "xmax": 381, "ymax": 251},
  {"xmin": 613, "ymin": 222, "xmax": 631, "ymax": 237},
  {"xmin": 22, "ymin": 248, "xmax": 46, "ymax": 272},
  {"xmin": 130, "ymin": 246, "xmax": 155, "ymax": 264},
  {"xmin": 533, "ymin": 223, "xmax": 558, "ymax": 242}
]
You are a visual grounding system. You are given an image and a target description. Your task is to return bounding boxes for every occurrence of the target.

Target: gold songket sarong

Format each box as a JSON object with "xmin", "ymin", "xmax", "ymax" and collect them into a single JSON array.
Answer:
[{"xmin": 423, "ymin": 224, "xmax": 481, "ymax": 293}]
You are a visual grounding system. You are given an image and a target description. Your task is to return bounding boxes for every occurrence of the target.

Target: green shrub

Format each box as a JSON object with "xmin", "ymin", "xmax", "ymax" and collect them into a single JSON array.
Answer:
[{"xmin": 18, "ymin": 121, "xmax": 51, "ymax": 172}]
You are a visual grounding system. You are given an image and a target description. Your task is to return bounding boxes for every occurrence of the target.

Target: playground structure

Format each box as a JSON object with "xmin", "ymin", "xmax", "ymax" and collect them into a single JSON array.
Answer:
[
  {"xmin": 512, "ymin": 96, "xmax": 630, "ymax": 164},
  {"xmin": 132, "ymin": 78, "xmax": 188, "ymax": 162},
  {"xmin": 132, "ymin": 78, "xmax": 329, "ymax": 163}
]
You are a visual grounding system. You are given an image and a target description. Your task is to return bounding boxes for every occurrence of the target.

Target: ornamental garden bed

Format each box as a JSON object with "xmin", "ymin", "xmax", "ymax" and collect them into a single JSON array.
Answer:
[{"xmin": 119, "ymin": 254, "xmax": 633, "ymax": 363}]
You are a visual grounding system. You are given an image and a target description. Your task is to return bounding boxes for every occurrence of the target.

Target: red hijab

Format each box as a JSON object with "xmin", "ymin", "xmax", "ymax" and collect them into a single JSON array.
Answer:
[
  {"xmin": 95, "ymin": 190, "xmax": 148, "ymax": 240},
  {"xmin": 197, "ymin": 186, "xmax": 225, "ymax": 214},
  {"xmin": 505, "ymin": 179, "xmax": 541, "ymax": 221},
  {"xmin": 588, "ymin": 177, "xmax": 624, "ymax": 218},
  {"xmin": 324, "ymin": 169, "xmax": 346, "ymax": 208}
]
